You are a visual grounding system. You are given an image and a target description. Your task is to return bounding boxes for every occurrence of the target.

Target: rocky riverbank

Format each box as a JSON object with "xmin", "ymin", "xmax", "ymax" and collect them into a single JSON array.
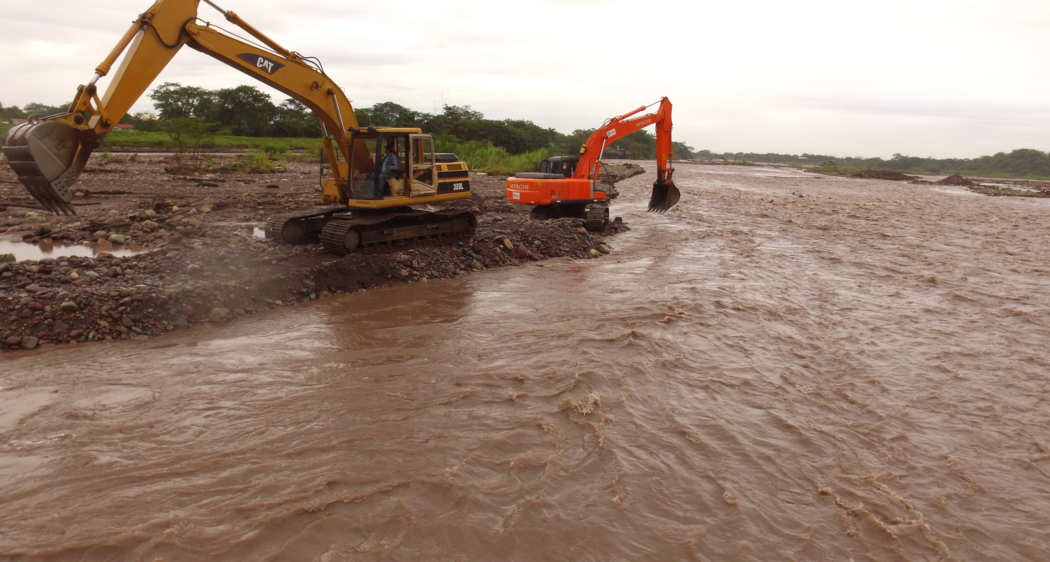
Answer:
[{"xmin": 0, "ymin": 154, "xmax": 643, "ymax": 351}]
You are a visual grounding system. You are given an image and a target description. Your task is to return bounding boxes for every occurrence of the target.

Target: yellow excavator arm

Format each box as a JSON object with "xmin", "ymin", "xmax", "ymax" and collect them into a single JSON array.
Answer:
[{"xmin": 2, "ymin": 0, "xmax": 365, "ymax": 214}]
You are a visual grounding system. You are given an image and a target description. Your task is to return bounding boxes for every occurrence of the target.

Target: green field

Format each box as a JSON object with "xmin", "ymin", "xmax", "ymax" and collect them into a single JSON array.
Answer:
[
  {"xmin": 434, "ymin": 139, "xmax": 551, "ymax": 176},
  {"xmin": 98, "ymin": 130, "xmax": 549, "ymax": 175},
  {"xmin": 101, "ymin": 129, "xmax": 324, "ymax": 152}
]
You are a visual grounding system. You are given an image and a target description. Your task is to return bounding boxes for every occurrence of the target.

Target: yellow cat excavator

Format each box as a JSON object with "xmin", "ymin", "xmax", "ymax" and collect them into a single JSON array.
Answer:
[{"xmin": 0, "ymin": 0, "xmax": 475, "ymax": 255}]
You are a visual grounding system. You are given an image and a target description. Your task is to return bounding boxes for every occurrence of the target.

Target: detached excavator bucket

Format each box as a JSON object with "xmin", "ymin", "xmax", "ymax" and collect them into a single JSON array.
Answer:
[
  {"xmin": 2, "ymin": 121, "xmax": 83, "ymax": 215},
  {"xmin": 648, "ymin": 180, "xmax": 681, "ymax": 213}
]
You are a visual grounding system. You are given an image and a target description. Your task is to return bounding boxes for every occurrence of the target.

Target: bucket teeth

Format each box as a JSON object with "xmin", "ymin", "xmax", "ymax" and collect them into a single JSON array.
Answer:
[
  {"xmin": 648, "ymin": 180, "xmax": 681, "ymax": 213},
  {"xmin": 2, "ymin": 121, "xmax": 82, "ymax": 215}
]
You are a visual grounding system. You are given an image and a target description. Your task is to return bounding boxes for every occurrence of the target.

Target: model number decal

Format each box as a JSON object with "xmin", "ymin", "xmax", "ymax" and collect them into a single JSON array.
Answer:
[
  {"xmin": 452, "ymin": 182, "xmax": 465, "ymax": 191},
  {"xmin": 237, "ymin": 53, "xmax": 286, "ymax": 75}
]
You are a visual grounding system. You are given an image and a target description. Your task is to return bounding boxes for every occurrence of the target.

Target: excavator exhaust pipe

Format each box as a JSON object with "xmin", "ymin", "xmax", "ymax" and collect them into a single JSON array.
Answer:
[
  {"xmin": 648, "ymin": 180, "xmax": 680, "ymax": 213},
  {"xmin": 2, "ymin": 121, "xmax": 84, "ymax": 215}
]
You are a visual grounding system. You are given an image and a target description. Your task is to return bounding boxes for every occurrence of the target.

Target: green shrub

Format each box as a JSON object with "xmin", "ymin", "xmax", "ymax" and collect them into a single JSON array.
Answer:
[
  {"xmin": 101, "ymin": 129, "xmax": 324, "ymax": 152},
  {"xmin": 242, "ymin": 149, "xmax": 275, "ymax": 173},
  {"xmin": 435, "ymin": 139, "xmax": 553, "ymax": 175}
]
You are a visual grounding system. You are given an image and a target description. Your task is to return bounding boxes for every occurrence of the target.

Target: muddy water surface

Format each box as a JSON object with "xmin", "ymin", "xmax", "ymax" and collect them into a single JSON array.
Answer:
[
  {"xmin": 0, "ymin": 238, "xmax": 142, "ymax": 262},
  {"xmin": 2, "ymin": 164, "xmax": 1049, "ymax": 561}
]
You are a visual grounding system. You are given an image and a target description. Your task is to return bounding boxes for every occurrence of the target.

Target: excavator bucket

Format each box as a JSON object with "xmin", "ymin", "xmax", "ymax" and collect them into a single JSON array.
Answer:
[
  {"xmin": 648, "ymin": 180, "xmax": 680, "ymax": 213},
  {"xmin": 1, "ymin": 121, "xmax": 83, "ymax": 215}
]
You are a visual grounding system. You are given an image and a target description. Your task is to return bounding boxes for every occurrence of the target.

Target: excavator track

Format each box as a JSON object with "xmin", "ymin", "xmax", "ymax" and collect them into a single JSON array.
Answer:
[
  {"xmin": 320, "ymin": 208, "xmax": 477, "ymax": 256},
  {"xmin": 264, "ymin": 206, "xmax": 350, "ymax": 245},
  {"xmin": 584, "ymin": 204, "xmax": 609, "ymax": 232},
  {"xmin": 530, "ymin": 202, "xmax": 607, "ymax": 231}
]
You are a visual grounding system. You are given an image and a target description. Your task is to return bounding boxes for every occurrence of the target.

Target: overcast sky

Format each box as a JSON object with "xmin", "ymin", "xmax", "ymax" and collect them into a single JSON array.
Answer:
[{"xmin": 2, "ymin": 0, "xmax": 1048, "ymax": 158}]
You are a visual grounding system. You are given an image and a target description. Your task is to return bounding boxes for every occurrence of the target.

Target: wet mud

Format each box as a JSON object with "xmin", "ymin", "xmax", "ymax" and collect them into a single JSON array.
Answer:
[
  {"xmin": 0, "ymin": 156, "xmax": 638, "ymax": 350},
  {"xmin": 1, "ymin": 163, "xmax": 1049, "ymax": 560}
]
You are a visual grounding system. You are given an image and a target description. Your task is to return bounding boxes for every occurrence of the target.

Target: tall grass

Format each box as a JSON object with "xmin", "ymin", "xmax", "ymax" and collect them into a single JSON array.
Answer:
[
  {"xmin": 435, "ymin": 139, "xmax": 552, "ymax": 176},
  {"xmin": 242, "ymin": 150, "xmax": 276, "ymax": 173},
  {"xmin": 101, "ymin": 129, "xmax": 324, "ymax": 152},
  {"xmin": 97, "ymin": 130, "xmax": 550, "ymax": 175}
]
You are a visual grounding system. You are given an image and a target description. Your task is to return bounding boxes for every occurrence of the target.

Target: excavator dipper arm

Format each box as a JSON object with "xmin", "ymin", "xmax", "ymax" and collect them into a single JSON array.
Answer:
[
  {"xmin": 575, "ymin": 97, "xmax": 679, "ymax": 212},
  {"xmin": 1, "ymin": 0, "xmax": 365, "ymax": 214}
]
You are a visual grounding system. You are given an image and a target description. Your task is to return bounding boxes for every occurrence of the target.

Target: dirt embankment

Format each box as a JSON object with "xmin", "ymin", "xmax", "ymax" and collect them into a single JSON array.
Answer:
[
  {"xmin": 849, "ymin": 169, "xmax": 919, "ymax": 181},
  {"xmin": 913, "ymin": 174, "xmax": 1050, "ymax": 197},
  {"xmin": 810, "ymin": 168, "xmax": 919, "ymax": 181},
  {"xmin": 0, "ymin": 155, "xmax": 644, "ymax": 351},
  {"xmin": 805, "ymin": 167, "xmax": 1050, "ymax": 198}
]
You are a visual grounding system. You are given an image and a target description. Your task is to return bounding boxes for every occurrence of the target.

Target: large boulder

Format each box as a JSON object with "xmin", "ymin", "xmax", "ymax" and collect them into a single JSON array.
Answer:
[{"xmin": 208, "ymin": 308, "xmax": 233, "ymax": 323}]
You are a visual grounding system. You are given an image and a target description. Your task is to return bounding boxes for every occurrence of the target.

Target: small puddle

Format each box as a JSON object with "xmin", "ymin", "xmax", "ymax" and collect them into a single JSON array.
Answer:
[{"xmin": 0, "ymin": 238, "xmax": 142, "ymax": 262}]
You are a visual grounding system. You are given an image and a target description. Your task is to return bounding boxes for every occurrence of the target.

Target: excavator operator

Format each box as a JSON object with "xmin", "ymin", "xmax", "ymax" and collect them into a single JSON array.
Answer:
[{"xmin": 380, "ymin": 142, "xmax": 399, "ymax": 188}]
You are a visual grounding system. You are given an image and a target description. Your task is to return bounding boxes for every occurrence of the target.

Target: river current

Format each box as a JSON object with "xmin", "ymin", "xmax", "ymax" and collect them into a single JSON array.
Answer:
[{"xmin": 2, "ymin": 163, "xmax": 1048, "ymax": 561}]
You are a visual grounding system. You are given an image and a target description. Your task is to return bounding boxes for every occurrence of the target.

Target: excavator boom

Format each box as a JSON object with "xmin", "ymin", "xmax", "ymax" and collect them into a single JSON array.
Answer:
[
  {"xmin": 1, "ymin": 0, "xmax": 364, "ymax": 214},
  {"xmin": 1, "ymin": 0, "xmax": 476, "ymax": 254},
  {"xmin": 573, "ymin": 97, "xmax": 679, "ymax": 213}
]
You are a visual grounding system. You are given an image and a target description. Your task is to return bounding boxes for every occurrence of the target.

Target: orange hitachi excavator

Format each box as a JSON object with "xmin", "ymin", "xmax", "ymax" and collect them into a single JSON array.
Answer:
[{"xmin": 505, "ymin": 97, "xmax": 680, "ymax": 230}]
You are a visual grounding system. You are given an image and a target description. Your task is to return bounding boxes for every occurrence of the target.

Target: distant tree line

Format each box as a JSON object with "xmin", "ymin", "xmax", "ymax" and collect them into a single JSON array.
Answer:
[
  {"xmin": 1, "ymin": 101, "xmax": 73, "ymax": 121},
  {"xmin": 354, "ymin": 100, "xmax": 696, "ymax": 159},
  {"xmin": 873, "ymin": 150, "xmax": 1050, "ymax": 177},
  {"xmin": 3, "ymin": 87, "xmax": 697, "ymax": 162},
  {"xmin": 136, "ymin": 82, "xmax": 318, "ymax": 137},
  {"xmin": 21, "ymin": 86, "xmax": 1050, "ymax": 178},
  {"xmin": 136, "ymin": 84, "xmax": 697, "ymax": 158},
  {"xmin": 704, "ymin": 149, "xmax": 1050, "ymax": 179},
  {"xmin": 355, "ymin": 101, "xmax": 557, "ymax": 154}
]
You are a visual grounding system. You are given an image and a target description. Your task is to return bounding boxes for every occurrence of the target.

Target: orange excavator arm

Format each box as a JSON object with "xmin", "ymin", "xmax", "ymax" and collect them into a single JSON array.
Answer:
[
  {"xmin": 1, "ymin": 0, "xmax": 368, "ymax": 214},
  {"xmin": 573, "ymin": 97, "xmax": 679, "ymax": 212}
]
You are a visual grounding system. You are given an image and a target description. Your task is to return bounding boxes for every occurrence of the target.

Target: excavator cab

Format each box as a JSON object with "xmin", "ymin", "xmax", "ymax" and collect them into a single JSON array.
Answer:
[
  {"xmin": 537, "ymin": 156, "xmax": 578, "ymax": 178},
  {"xmin": 313, "ymin": 127, "xmax": 476, "ymax": 255},
  {"xmin": 347, "ymin": 131, "xmax": 404, "ymax": 200},
  {"xmin": 341, "ymin": 127, "xmax": 470, "ymax": 205}
]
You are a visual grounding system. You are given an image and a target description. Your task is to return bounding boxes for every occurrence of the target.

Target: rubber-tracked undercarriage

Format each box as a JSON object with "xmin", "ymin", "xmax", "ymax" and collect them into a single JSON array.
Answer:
[
  {"xmin": 264, "ymin": 206, "xmax": 349, "ymax": 245},
  {"xmin": 318, "ymin": 208, "xmax": 477, "ymax": 255},
  {"xmin": 529, "ymin": 203, "xmax": 610, "ymax": 232},
  {"xmin": 264, "ymin": 207, "xmax": 476, "ymax": 255}
]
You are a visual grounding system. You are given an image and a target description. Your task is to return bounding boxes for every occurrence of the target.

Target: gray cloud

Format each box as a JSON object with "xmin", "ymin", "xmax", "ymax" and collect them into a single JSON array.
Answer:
[{"xmin": 2, "ymin": 0, "xmax": 1049, "ymax": 158}]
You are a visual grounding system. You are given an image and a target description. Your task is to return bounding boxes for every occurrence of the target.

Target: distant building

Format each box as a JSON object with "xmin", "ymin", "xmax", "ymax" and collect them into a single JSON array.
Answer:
[
  {"xmin": 113, "ymin": 124, "xmax": 135, "ymax": 130},
  {"xmin": 12, "ymin": 118, "xmax": 28, "ymax": 125},
  {"xmin": 602, "ymin": 148, "xmax": 628, "ymax": 159}
]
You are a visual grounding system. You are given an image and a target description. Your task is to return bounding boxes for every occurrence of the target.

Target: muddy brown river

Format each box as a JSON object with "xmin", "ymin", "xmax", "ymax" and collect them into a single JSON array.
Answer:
[{"xmin": 2, "ymin": 163, "xmax": 1049, "ymax": 561}]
